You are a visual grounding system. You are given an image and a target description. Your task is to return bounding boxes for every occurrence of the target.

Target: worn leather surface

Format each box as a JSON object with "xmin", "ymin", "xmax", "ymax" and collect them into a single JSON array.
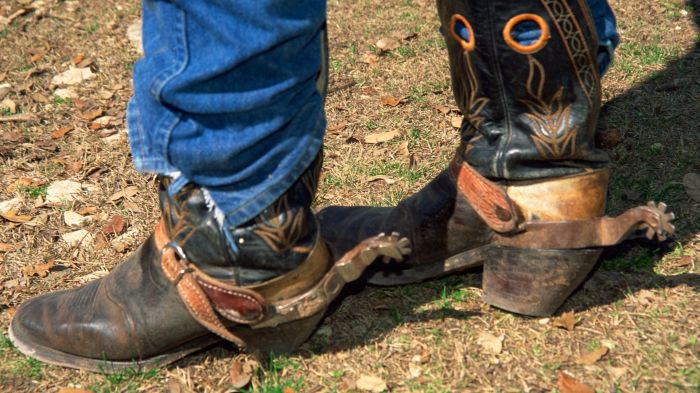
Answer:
[
  {"xmin": 320, "ymin": 0, "xmax": 608, "ymax": 279},
  {"xmin": 319, "ymin": 166, "xmax": 494, "ymax": 271},
  {"xmin": 439, "ymin": 0, "xmax": 609, "ymax": 180},
  {"xmin": 161, "ymin": 153, "xmax": 323, "ymax": 284},
  {"xmin": 11, "ymin": 154, "xmax": 323, "ymax": 361}
]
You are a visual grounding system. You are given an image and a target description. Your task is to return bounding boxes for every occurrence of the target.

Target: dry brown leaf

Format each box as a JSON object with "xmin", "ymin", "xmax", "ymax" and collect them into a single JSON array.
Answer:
[
  {"xmin": 282, "ymin": 388, "xmax": 295, "ymax": 393},
  {"xmin": 375, "ymin": 37, "xmax": 399, "ymax": 52},
  {"xmin": 0, "ymin": 84, "xmax": 10, "ymax": 101},
  {"xmin": 365, "ymin": 130, "xmax": 399, "ymax": 144},
  {"xmin": 432, "ymin": 104, "xmax": 451, "ymax": 114},
  {"xmin": 80, "ymin": 108, "xmax": 104, "ymax": 121},
  {"xmin": 72, "ymin": 53, "xmax": 85, "ymax": 65},
  {"xmin": 51, "ymin": 67, "xmax": 95, "ymax": 86},
  {"xmin": 380, "ymin": 95, "xmax": 401, "ymax": 107},
  {"xmin": 102, "ymin": 215, "xmax": 126, "ymax": 235},
  {"xmin": 229, "ymin": 358, "xmax": 258, "ymax": 389},
  {"xmin": 30, "ymin": 52, "xmax": 45, "ymax": 62},
  {"xmin": 392, "ymin": 30, "xmax": 418, "ymax": 41},
  {"xmin": 356, "ymin": 375, "xmax": 387, "ymax": 392},
  {"xmin": 58, "ymin": 388, "xmax": 92, "ymax": 393},
  {"xmin": 398, "ymin": 141, "xmax": 410, "ymax": 158},
  {"xmin": 0, "ymin": 243, "xmax": 14, "ymax": 252},
  {"xmin": 51, "ymin": 126, "xmax": 74, "ymax": 139},
  {"xmin": 552, "ymin": 310, "xmax": 576, "ymax": 331},
  {"xmin": 327, "ymin": 122, "xmax": 348, "ymax": 134},
  {"xmin": 450, "ymin": 116, "xmax": 463, "ymax": 128},
  {"xmin": 0, "ymin": 113, "xmax": 40, "ymax": 123},
  {"xmin": 575, "ymin": 346, "xmax": 609, "ymax": 365},
  {"xmin": 557, "ymin": 371, "xmax": 595, "ymax": 393},
  {"xmin": 1, "ymin": 210, "xmax": 33, "ymax": 223},
  {"xmin": 46, "ymin": 180, "xmax": 83, "ymax": 204},
  {"xmin": 477, "ymin": 332, "xmax": 505, "ymax": 354},
  {"xmin": 78, "ymin": 206, "xmax": 98, "ymax": 215},
  {"xmin": 360, "ymin": 51, "xmax": 379, "ymax": 65},
  {"xmin": 1, "ymin": 98, "xmax": 17, "ymax": 113},
  {"xmin": 366, "ymin": 175, "xmax": 397, "ymax": 185},
  {"xmin": 24, "ymin": 259, "xmax": 55, "ymax": 278},
  {"xmin": 683, "ymin": 173, "xmax": 700, "ymax": 202},
  {"xmin": 109, "ymin": 185, "xmax": 140, "ymax": 202},
  {"xmin": 6, "ymin": 306, "xmax": 16, "ymax": 318},
  {"xmin": 31, "ymin": 93, "xmax": 49, "ymax": 103}
]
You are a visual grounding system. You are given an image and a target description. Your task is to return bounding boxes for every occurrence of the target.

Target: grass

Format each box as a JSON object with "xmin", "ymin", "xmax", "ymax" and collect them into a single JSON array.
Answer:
[{"xmin": 0, "ymin": 0, "xmax": 697, "ymax": 391}]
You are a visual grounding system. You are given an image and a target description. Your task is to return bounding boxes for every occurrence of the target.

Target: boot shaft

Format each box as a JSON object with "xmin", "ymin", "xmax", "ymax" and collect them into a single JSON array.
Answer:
[
  {"xmin": 159, "ymin": 153, "xmax": 323, "ymax": 285},
  {"xmin": 438, "ymin": 0, "xmax": 609, "ymax": 180}
]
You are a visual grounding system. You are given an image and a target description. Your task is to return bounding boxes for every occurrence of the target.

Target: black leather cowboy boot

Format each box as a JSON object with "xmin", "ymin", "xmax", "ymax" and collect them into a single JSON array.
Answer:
[
  {"xmin": 319, "ymin": 0, "xmax": 674, "ymax": 316},
  {"xmin": 9, "ymin": 154, "xmax": 410, "ymax": 372}
]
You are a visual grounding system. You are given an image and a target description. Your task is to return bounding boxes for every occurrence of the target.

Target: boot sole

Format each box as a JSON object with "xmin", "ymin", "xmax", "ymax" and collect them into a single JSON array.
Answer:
[
  {"xmin": 8, "ymin": 311, "xmax": 325, "ymax": 373},
  {"xmin": 367, "ymin": 245, "xmax": 601, "ymax": 316}
]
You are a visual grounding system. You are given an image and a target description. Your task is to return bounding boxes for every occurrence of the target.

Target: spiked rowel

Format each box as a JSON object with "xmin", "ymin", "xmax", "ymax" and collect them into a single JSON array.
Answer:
[
  {"xmin": 318, "ymin": 0, "xmax": 675, "ymax": 316},
  {"xmin": 9, "ymin": 154, "xmax": 410, "ymax": 372}
]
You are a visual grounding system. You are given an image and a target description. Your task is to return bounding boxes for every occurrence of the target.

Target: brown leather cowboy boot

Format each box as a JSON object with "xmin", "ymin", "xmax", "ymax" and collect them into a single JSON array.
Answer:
[
  {"xmin": 318, "ymin": 0, "xmax": 674, "ymax": 316},
  {"xmin": 9, "ymin": 154, "xmax": 410, "ymax": 372}
]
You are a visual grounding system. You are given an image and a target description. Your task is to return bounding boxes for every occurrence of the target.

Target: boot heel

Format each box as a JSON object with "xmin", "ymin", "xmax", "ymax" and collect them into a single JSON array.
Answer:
[{"xmin": 482, "ymin": 246, "xmax": 601, "ymax": 316}]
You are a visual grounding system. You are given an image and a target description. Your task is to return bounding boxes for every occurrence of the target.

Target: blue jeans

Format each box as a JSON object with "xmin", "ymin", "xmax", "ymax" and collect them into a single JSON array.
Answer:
[{"xmin": 127, "ymin": 0, "xmax": 618, "ymax": 234}]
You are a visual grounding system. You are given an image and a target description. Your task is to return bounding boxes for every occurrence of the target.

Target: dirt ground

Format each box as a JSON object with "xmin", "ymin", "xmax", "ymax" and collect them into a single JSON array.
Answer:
[{"xmin": 0, "ymin": 0, "xmax": 698, "ymax": 392}]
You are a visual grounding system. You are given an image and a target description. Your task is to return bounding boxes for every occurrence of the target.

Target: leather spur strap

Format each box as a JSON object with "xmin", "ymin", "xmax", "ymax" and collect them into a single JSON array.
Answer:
[
  {"xmin": 155, "ymin": 220, "xmax": 264, "ymax": 348},
  {"xmin": 451, "ymin": 158, "xmax": 521, "ymax": 233},
  {"xmin": 154, "ymin": 219, "xmax": 412, "ymax": 347}
]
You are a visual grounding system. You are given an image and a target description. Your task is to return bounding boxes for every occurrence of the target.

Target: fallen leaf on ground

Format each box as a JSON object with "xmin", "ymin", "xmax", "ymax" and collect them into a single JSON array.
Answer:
[
  {"xmin": 282, "ymin": 388, "xmax": 295, "ymax": 393},
  {"xmin": 450, "ymin": 116, "xmax": 463, "ymax": 128},
  {"xmin": 327, "ymin": 122, "xmax": 348, "ymax": 134},
  {"xmin": 1, "ymin": 98, "xmax": 17, "ymax": 113},
  {"xmin": 102, "ymin": 215, "xmax": 126, "ymax": 235},
  {"xmin": 557, "ymin": 371, "xmax": 595, "ymax": 393},
  {"xmin": 54, "ymin": 88, "xmax": 78, "ymax": 100},
  {"xmin": 46, "ymin": 180, "xmax": 83, "ymax": 204},
  {"xmin": 51, "ymin": 126, "xmax": 74, "ymax": 139},
  {"xmin": 432, "ymin": 104, "xmax": 451, "ymax": 114},
  {"xmin": 393, "ymin": 30, "xmax": 418, "ymax": 40},
  {"xmin": 0, "ymin": 197, "xmax": 23, "ymax": 214},
  {"xmin": 361, "ymin": 52, "xmax": 379, "ymax": 65},
  {"xmin": 398, "ymin": 141, "xmax": 410, "ymax": 158},
  {"xmin": 229, "ymin": 357, "xmax": 258, "ymax": 389},
  {"xmin": 58, "ymin": 388, "xmax": 92, "ymax": 393},
  {"xmin": 64, "ymin": 211, "xmax": 91, "ymax": 227},
  {"xmin": 375, "ymin": 37, "xmax": 399, "ymax": 52},
  {"xmin": 365, "ymin": 130, "xmax": 399, "ymax": 144},
  {"xmin": 79, "ymin": 108, "xmax": 104, "ymax": 121},
  {"xmin": 31, "ymin": 93, "xmax": 49, "ymax": 103},
  {"xmin": 72, "ymin": 53, "xmax": 85, "ymax": 65},
  {"xmin": 0, "ymin": 243, "xmax": 14, "ymax": 252},
  {"xmin": 552, "ymin": 310, "xmax": 577, "ymax": 331},
  {"xmin": 477, "ymin": 332, "xmax": 505, "ymax": 354},
  {"xmin": 109, "ymin": 185, "xmax": 139, "ymax": 202},
  {"xmin": 575, "ymin": 346, "xmax": 609, "ymax": 365},
  {"xmin": 683, "ymin": 173, "xmax": 700, "ymax": 202},
  {"xmin": 366, "ymin": 175, "xmax": 396, "ymax": 184},
  {"xmin": 380, "ymin": 95, "xmax": 401, "ymax": 107},
  {"xmin": 62, "ymin": 229, "xmax": 94, "ymax": 248},
  {"xmin": 0, "ymin": 84, "xmax": 10, "ymax": 100},
  {"xmin": 0, "ymin": 210, "xmax": 33, "ymax": 223},
  {"xmin": 127, "ymin": 19, "xmax": 144, "ymax": 54},
  {"xmin": 51, "ymin": 67, "xmax": 95, "ymax": 86},
  {"xmin": 356, "ymin": 375, "xmax": 387, "ymax": 392},
  {"xmin": 23, "ymin": 259, "xmax": 55, "ymax": 278},
  {"xmin": 0, "ymin": 113, "xmax": 39, "ymax": 123}
]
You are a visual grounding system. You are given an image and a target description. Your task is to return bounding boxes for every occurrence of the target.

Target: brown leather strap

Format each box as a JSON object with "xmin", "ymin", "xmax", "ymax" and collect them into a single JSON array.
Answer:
[
  {"xmin": 451, "ymin": 158, "xmax": 521, "ymax": 233},
  {"xmin": 495, "ymin": 202, "xmax": 675, "ymax": 249},
  {"xmin": 154, "ymin": 219, "xmax": 412, "ymax": 347}
]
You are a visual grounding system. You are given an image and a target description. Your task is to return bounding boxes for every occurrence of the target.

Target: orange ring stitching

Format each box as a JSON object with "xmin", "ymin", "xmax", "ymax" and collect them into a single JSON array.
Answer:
[
  {"xmin": 502, "ymin": 13, "xmax": 550, "ymax": 54},
  {"xmin": 449, "ymin": 14, "xmax": 475, "ymax": 52}
]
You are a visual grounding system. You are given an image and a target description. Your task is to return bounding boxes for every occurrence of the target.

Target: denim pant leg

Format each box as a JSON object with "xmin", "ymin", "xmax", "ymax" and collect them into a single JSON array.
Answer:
[{"xmin": 127, "ymin": 0, "xmax": 326, "ymax": 230}]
